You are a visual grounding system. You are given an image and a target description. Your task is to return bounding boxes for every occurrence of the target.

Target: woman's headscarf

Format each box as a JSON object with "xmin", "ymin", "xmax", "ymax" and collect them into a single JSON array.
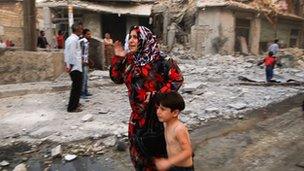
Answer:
[{"xmin": 131, "ymin": 26, "xmax": 160, "ymax": 66}]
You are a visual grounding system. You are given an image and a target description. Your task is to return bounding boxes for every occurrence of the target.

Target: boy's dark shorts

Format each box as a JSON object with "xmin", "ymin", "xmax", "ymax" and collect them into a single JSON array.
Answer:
[{"xmin": 169, "ymin": 165, "xmax": 194, "ymax": 171}]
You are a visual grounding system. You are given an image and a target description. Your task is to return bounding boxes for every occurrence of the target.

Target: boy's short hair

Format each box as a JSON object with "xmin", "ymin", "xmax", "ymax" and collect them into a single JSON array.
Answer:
[
  {"xmin": 268, "ymin": 51, "xmax": 274, "ymax": 56},
  {"xmin": 83, "ymin": 28, "xmax": 90, "ymax": 35},
  {"xmin": 156, "ymin": 92, "xmax": 185, "ymax": 112}
]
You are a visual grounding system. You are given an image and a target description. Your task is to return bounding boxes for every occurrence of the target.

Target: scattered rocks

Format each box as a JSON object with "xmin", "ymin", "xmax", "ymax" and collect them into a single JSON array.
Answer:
[
  {"xmin": 116, "ymin": 140, "xmax": 127, "ymax": 152},
  {"xmin": 51, "ymin": 145, "xmax": 62, "ymax": 158},
  {"xmin": 81, "ymin": 114, "xmax": 94, "ymax": 122},
  {"xmin": 12, "ymin": 163, "xmax": 27, "ymax": 171},
  {"xmin": 103, "ymin": 136, "xmax": 117, "ymax": 147},
  {"xmin": 205, "ymin": 107, "xmax": 220, "ymax": 114},
  {"xmin": 228, "ymin": 103, "xmax": 247, "ymax": 110},
  {"xmin": 98, "ymin": 108, "xmax": 110, "ymax": 114},
  {"xmin": 181, "ymin": 82, "xmax": 206, "ymax": 93},
  {"xmin": 64, "ymin": 154, "xmax": 77, "ymax": 161},
  {"xmin": 0, "ymin": 160, "xmax": 9, "ymax": 167},
  {"xmin": 238, "ymin": 115, "xmax": 244, "ymax": 119}
]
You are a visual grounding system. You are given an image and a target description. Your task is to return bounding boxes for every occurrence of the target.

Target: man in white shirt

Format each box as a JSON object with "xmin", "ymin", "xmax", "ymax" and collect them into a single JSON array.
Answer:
[
  {"xmin": 64, "ymin": 24, "xmax": 83, "ymax": 112},
  {"xmin": 268, "ymin": 39, "xmax": 279, "ymax": 55}
]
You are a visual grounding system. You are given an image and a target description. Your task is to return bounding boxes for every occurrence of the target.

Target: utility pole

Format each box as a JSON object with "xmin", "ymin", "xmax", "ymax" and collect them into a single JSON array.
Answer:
[
  {"xmin": 23, "ymin": 0, "xmax": 36, "ymax": 51},
  {"xmin": 68, "ymin": 0, "xmax": 74, "ymax": 35}
]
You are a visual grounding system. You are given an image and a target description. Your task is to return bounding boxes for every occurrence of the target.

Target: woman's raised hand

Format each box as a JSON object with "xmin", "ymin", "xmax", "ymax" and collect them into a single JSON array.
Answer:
[{"xmin": 114, "ymin": 41, "xmax": 126, "ymax": 57}]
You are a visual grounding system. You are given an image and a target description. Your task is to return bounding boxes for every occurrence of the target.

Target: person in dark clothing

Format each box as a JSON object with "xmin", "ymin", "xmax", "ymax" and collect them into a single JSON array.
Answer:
[
  {"xmin": 258, "ymin": 51, "xmax": 278, "ymax": 82},
  {"xmin": 37, "ymin": 30, "xmax": 49, "ymax": 48}
]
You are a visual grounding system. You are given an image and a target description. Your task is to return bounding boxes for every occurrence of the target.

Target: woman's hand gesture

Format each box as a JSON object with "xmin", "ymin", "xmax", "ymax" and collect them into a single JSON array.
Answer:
[{"xmin": 114, "ymin": 41, "xmax": 126, "ymax": 57}]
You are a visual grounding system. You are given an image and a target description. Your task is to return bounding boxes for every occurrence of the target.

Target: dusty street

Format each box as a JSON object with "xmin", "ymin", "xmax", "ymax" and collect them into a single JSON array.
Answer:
[{"xmin": 192, "ymin": 93, "xmax": 304, "ymax": 171}]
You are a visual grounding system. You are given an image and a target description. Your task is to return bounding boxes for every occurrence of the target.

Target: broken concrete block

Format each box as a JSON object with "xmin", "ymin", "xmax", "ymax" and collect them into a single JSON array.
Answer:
[
  {"xmin": 103, "ymin": 136, "xmax": 117, "ymax": 147},
  {"xmin": 51, "ymin": 145, "xmax": 62, "ymax": 158},
  {"xmin": 182, "ymin": 82, "xmax": 205, "ymax": 93},
  {"xmin": 98, "ymin": 108, "xmax": 110, "ymax": 114},
  {"xmin": 64, "ymin": 154, "xmax": 77, "ymax": 162},
  {"xmin": 12, "ymin": 163, "xmax": 27, "ymax": 171},
  {"xmin": 228, "ymin": 102, "xmax": 247, "ymax": 110},
  {"xmin": 205, "ymin": 107, "xmax": 220, "ymax": 114},
  {"xmin": 81, "ymin": 114, "xmax": 94, "ymax": 122},
  {"xmin": 0, "ymin": 160, "xmax": 9, "ymax": 166}
]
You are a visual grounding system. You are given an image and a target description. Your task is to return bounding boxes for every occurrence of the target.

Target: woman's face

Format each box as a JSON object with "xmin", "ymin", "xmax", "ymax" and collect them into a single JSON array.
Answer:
[{"xmin": 129, "ymin": 30, "xmax": 139, "ymax": 53}]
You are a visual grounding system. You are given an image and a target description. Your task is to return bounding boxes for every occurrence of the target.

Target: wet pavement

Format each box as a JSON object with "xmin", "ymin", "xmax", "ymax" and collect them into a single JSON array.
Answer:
[{"xmin": 1, "ymin": 93, "xmax": 304, "ymax": 171}]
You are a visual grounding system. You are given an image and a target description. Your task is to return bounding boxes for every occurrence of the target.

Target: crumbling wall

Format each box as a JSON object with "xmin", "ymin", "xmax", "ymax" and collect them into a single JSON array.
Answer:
[
  {"xmin": 0, "ymin": 50, "xmax": 64, "ymax": 84},
  {"xmin": 260, "ymin": 18, "xmax": 302, "ymax": 48},
  {"xmin": 0, "ymin": 2, "xmax": 23, "ymax": 47},
  {"xmin": 195, "ymin": 8, "xmax": 234, "ymax": 55}
]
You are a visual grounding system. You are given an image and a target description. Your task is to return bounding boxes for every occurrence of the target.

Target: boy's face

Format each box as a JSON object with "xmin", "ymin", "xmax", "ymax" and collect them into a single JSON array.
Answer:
[
  {"xmin": 85, "ymin": 31, "xmax": 91, "ymax": 39},
  {"xmin": 156, "ymin": 104, "xmax": 178, "ymax": 122}
]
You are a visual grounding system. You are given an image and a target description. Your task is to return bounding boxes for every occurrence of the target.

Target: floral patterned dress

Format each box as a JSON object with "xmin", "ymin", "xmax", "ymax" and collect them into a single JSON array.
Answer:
[{"xmin": 110, "ymin": 53, "xmax": 183, "ymax": 170}]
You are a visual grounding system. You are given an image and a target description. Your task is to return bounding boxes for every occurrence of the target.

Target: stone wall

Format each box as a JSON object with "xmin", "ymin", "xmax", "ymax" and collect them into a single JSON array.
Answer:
[
  {"xmin": 0, "ymin": 2, "xmax": 23, "ymax": 47},
  {"xmin": 0, "ymin": 50, "xmax": 64, "ymax": 85},
  {"xmin": 196, "ymin": 8, "xmax": 235, "ymax": 55}
]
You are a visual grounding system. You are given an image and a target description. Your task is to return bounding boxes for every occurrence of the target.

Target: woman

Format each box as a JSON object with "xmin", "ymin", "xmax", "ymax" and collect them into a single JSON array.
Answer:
[
  {"xmin": 56, "ymin": 30, "xmax": 65, "ymax": 49},
  {"xmin": 104, "ymin": 33, "xmax": 114, "ymax": 67},
  {"xmin": 110, "ymin": 26, "xmax": 183, "ymax": 170}
]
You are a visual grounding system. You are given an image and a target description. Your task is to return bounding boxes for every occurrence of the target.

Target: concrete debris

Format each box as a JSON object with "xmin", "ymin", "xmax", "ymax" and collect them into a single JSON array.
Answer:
[
  {"xmin": 98, "ymin": 108, "xmax": 110, "ymax": 114},
  {"xmin": 81, "ymin": 114, "xmax": 94, "ymax": 122},
  {"xmin": 64, "ymin": 154, "xmax": 77, "ymax": 162},
  {"xmin": 103, "ymin": 136, "xmax": 117, "ymax": 147},
  {"xmin": 228, "ymin": 102, "xmax": 247, "ymax": 110},
  {"xmin": 51, "ymin": 145, "xmax": 62, "ymax": 158},
  {"xmin": 12, "ymin": 163, "xmax": 27, "ymax": 171},
  {"xmin": 116, "ymin": 140, "xmax": 128, "ymax": 152},
  {"xmin": 205, "ymin": 107, "xmax": 220, "ymax": 114},
  {"xmin": 181, "ymin": 82, "xmax": 206, "ymax": 93},
  {"xmin": 0, "ymin": 160, "xmax": 9, "ymax": 166},
  {"xmin": 296, "ymin": 161, "xmax": 304, "ymax": 168}
]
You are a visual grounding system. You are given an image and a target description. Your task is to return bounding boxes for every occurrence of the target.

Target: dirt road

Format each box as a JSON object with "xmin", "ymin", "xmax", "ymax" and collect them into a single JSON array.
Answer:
[
  {"xmin": 1, "ymin": 94, "xmax": 303, "ymax": 171},
  {"xmin": 192, "ymin": 94, "xmax": 304, "ymax": 171}
]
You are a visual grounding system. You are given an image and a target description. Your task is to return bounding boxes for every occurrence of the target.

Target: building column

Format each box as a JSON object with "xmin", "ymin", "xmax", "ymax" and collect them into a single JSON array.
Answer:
[
  {"xmin": 250, "ymin": 17, "xmax": 261, "ymax": 55},
  {"xmin": 23, "ymin": 0, "xmax": 36, "ymax": 51},
  {"xmin": 43, "ymin": 7, "xmax": 54, "ymax": 48}
]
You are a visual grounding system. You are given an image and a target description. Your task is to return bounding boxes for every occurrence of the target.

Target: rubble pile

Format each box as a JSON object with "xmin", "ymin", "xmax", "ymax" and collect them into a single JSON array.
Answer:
[
  {"xmin": 166, "ymin": 49, "xmax": 304, "ymax": 125},
  {"xmin": 0, "ymin": 50, "xmax": 303, "ymax": 166},
  {"xmin": 279, "ymin": 48, "xmax": 304, "ymax": 68}
]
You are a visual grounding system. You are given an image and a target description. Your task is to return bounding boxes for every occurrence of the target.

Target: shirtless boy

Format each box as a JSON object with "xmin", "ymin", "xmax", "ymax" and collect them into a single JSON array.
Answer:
[{"xmin": 155, "ymin": 92, "xmax": 194, "ymax": 171}]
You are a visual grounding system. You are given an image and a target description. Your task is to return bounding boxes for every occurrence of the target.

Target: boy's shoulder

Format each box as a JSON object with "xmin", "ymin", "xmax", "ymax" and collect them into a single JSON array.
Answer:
[{"xmin": 174, "ymin": 122, "xmax": 188, "ymax": 133}]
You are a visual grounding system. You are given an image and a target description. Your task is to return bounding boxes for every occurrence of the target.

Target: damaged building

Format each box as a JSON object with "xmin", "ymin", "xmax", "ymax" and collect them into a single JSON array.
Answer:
[
  {"xmin": 36, "ymin": 0, "xmax": 154, "ymax": 46},
  {"xmin": 192, "ymin": 0, "xmax": 304, "ymax": 55},
  {"xmin": 1, "ymin": 0, "xmax": 304, "ymax": 57},
  {"xmin": 0, "ymin": 0, "xmax": 24, "ymax": 47}
]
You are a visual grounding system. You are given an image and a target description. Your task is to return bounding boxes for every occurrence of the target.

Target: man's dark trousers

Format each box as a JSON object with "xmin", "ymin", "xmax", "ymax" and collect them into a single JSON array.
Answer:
[{"xmin": 67, "ymin": 70, "xmax": 83, "ymax": 112}]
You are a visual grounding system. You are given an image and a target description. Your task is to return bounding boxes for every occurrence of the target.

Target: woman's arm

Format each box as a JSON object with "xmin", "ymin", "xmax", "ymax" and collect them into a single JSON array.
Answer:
[{"xmin": 109, "ymin": 41, "xmax": 127, "ymax": 84}]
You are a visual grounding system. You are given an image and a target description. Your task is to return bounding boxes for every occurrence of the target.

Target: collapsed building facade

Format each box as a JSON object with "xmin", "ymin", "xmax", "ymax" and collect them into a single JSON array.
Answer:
[
  {"xmin": 192, "ymin": 0, "xmax": 304, "ymax": 55},
  {"xmin": 1, "ymin": 0, "xmax": 304, "ymax": 56},
  {"xmin": 0, "ymin": 0, "xmax": 23, "ymax": 47}
]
